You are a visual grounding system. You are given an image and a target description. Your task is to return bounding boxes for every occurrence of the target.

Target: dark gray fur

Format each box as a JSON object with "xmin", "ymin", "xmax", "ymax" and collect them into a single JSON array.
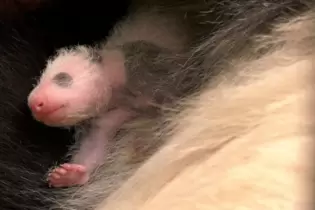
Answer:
[
  {"xmin": 50, "ymin": 1, "xmax": 314, "ymax": 210},
  {"xmin": 89, "ymin": 48, "xmax": 103, "ymax": 63},
  {"xmin": 108, "ymin": 40, "xmax": 198, "ymax": 116}
]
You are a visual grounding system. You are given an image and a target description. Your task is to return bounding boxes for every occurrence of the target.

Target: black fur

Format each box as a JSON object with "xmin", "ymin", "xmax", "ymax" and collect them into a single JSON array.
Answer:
[
  {"xmin": 0, "ymin": 0, "xmax": 312, "ymax": 209},
  {"xmin": 54, "ymin": 1, "xmax": 315, "ymax": 209},
  {"xmin": 189, "ymin": 0, "xmax": 312, "ymax": 78},
  {"xmin": 0, "ymin": 1, "xmax": 130, "ymax": 209}
]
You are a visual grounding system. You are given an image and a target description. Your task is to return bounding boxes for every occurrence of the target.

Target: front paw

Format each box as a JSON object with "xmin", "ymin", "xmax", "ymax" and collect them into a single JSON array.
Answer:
[{"xmin": 47, "ymin": 163, "xmax": 89, "ymax": 188}]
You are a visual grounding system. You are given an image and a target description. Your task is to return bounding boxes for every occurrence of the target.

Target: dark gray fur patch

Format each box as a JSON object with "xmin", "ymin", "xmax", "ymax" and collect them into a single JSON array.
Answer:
[
  {"xmin": 89, "ymin": 48, "xmax": 102, "ymax": 63},
  {"xmin": 52, "ymin": 72, "xmax": 73, "ymax": 87},
  {"xmin": 121, "ymin": 40, "xmax": 202, "ymax": 108}
]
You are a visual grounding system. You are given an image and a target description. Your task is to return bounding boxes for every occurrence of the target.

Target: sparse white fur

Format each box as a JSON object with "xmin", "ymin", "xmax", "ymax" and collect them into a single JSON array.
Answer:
[
  {"xmin": 29, "ymin": 48, "xmax": 111, "ymax": 126},
  {"xmin": 54, "ymin": 8, "xmax": 315, "ymax": 210},
  {"xmin": 30, "ymin": 6, "xmax": 195, "ymax": 127},
  {"xmin": 28, "ymin": 4, "xmax": 201, "ymax": 189}
]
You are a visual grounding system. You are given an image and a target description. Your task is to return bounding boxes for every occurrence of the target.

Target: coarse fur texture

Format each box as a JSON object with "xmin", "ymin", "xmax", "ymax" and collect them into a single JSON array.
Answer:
[
  {"xmin": 96, "ymin": 10, "xmax": 315, "ymax": 210},
  {"xmin": 0, "ymin": 1, "xmax": 130, "ymax": 209},
  {"xmin": 28, "ymin": 1, "xmax": 212, "ymax": 127},
  {"xmin": 28, "ymin": 1, "xmax": 218, "ymax": 188},
  {"xmin": 0, "ymin": 19, "xmax": 73, "ymax": 210},
  {"xmin": 0, "ymin": 0, "xmax": 314, "ymax": 209},
  {"xmin": 51, "ymin": 1, "xmax": 315, "ymax": 210}
]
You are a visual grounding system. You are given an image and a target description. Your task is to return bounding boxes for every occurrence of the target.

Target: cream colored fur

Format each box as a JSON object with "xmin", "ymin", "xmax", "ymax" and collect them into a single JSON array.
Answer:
[{"xmin": 94, "ymin": 10, "xmax": 315, "ymax": 210}]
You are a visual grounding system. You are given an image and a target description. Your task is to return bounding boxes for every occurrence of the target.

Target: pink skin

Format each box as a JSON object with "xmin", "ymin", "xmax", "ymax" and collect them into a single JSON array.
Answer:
[
  {"xmin": 28, "ymin": 53, "xmax": 113, "ymax": 126},
  {"xmin": 28, "ymin": 49, "xmax": 126, "ymax": 127},
  {"xmin": 47, "ymin": 108, "xmax": 135, "ymax": 187},
  {"xmin": 28, "ymin": 49, "xmax": 130, "ymax": 187}
]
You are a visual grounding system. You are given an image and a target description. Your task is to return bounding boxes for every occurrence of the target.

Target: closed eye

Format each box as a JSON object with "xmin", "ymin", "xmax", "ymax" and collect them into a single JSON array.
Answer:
[{"xmin": 52, "ymin": 72, "xmax": 73, "ymax": 87}]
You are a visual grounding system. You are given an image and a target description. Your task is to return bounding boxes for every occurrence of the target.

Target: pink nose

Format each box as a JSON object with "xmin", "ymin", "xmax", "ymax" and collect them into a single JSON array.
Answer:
[
  {"xmin": 28, "ymin": 96, "xmax": 56, "ymax": 118},
  {"xmin": 28, "ymin": 95, "xmax": 64, "ymax": 120},
  {"xmin": 29, "ymin": 98, "xmax": 46, "ymax": 115},
  {"xmin": 32, "ymin": 101, "xmax": 44, "ymax": 111}
]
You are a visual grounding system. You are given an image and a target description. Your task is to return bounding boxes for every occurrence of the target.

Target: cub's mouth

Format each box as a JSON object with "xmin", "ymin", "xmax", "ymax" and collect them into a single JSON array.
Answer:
[{"xmin": 32, "ymin": 105, "xmax": 67, "ymax": 127}]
